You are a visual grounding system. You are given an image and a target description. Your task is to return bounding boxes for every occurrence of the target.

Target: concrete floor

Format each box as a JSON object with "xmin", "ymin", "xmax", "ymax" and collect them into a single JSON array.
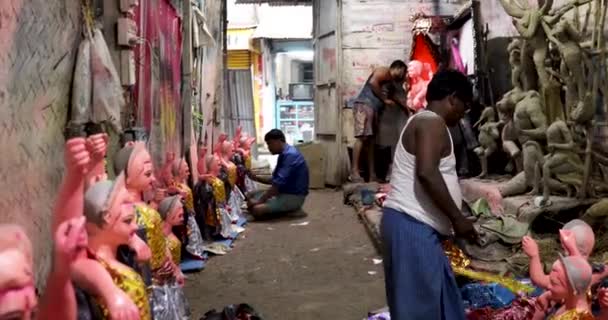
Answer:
[{"xmin": 184, "ymin": 189, "xmax": 386, "ymax": 320}]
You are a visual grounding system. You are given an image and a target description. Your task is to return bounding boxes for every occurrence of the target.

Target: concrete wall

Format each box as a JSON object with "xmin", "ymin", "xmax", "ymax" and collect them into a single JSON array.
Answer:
[
  {"xmin": 200, "ymin": 0, "xmax": 226, "ymax": 145},
  {"xmin": 0, "ymin": 0, "xmax": 82, "ymax": 286},
  {"xmin": 339, "ymin": 0, "xmax": 467, "ymax": 150}
]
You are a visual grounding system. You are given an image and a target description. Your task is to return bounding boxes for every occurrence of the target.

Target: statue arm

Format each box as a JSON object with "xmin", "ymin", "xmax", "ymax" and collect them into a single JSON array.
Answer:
[
  {"xmin": 529, "ymin": 255, "xmax": 551, "ymax": 289},
  {"xmin": 517, "ymin": 13, "xmax": 541, "ymax": 38},
  {"xmin": 499, "ymin": 0, "xmax": 525, "ymax": 18},
  {"xmin": 564, "ymin": 20, "xmax": 582, "ymax": 42},
  {"xmin": 37, "ymin": 267, "xmax": 76, "ymax": 320},
  {"xmin": 540, "ymin": 0, "xmax": 554, "ymax": 14},
  {"xmin": 521, "ymin": 108, "xmax": 548, "ymax": 140},
  {"xmin": 549, "ymin": 123, "xmax": 576, "ymax": 150},
  {"xmin": 71, "ymin": 259, "xmax": 121, "ymax": 306}
]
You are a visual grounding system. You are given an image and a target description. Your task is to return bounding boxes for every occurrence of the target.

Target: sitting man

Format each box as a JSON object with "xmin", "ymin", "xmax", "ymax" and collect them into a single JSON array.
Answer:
[{"xmin": 247, "ymin": 129, "xmax": 309, "ymax": 220}]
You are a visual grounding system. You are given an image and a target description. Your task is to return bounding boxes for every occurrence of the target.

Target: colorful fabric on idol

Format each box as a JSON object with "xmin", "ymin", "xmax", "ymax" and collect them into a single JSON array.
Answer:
[
  {"xmin": 208, "ymin": 176, "xmax": 233, "ymax": 239},
  {"xmin": 135, "ymin": 204, "xmax": 168, "ymax": 272},
  {"xmin": 231, "ymin": 152, "xmax": 249, "ymax": 194},
  {"xmin": 93, "ymin": 254, "xmax": 152, "ymax": 320},
  {"xmin": 175, "ymin": 182, "xmax": 205, "ymax": 259},
  {"xmin": 193, "ymin": 180, "xmax": 217, "ymax": 240},
  {"xmin": 547, "ymin": 309, "xmax": 594, "ymax": 320}
]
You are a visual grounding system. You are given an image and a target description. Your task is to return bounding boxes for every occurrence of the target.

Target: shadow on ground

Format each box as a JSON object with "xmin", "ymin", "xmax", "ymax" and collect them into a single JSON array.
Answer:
[{"xmin": 184, "ymin": 190, "xmax": 386, "ymax": 320}]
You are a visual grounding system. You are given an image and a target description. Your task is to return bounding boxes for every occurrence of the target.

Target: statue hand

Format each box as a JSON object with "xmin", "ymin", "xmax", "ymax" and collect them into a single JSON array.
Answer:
[
  {"xmin": 65, "ymin": 137, "xmax": 90, "ymax": 176},
  {"xmin": 86, "ymin": 133, "xmax": 108, "ymax": 162},
  {"xmin": 199, "ymin": 146, "xmax": 208, "ymax": 158},
  {"xmin": 105, "ymin": 288, "xmax": 140, "ymax": 320},
  {"xmin": 54, "ymin": 216, "xmax": 87, "ymax": 275},
  {"xmin": 559, "ymin": 229, "xmax": 581, "ymax": 256},
  {"xmin": 129, "ymin": 236, "xmax": 151, "ymax": 262},
  {"xmin": 598, "ymin": 288, "xmax": 608, "ymax": 308},
  {"xmin": 522, "ymin": 236, "xmax": 540, "ymax": 258}
]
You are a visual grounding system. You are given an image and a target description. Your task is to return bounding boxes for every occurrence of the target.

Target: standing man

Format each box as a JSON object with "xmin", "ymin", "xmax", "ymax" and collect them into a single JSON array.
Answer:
[
  {"xmin": 247, "ymin": 129, "xmax": 309, "ymax": 220},
  {"xmin": 381, "ymin": 70, "xmax": 477, "ymax": 320},
  {"xmin": 350, "ymin": 60, "xmax": 408, "ymax": 182}
]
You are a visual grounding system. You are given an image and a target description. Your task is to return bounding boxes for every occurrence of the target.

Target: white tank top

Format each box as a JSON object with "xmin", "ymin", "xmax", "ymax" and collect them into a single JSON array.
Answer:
[{"xmin": 383, "ymin": 111, "xmax": 462, "ymax": 236}]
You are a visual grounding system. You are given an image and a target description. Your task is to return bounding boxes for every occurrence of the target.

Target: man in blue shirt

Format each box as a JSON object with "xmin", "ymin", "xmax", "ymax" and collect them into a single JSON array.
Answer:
[{"xmin": 247, "ymin": 129, "xmax": 309, "ymax": 220}]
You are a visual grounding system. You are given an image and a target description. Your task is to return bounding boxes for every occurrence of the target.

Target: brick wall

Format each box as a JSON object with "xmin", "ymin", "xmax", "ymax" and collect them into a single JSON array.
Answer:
[{"xmin": 0, "ymin": 0, "xmax": 81, "ymax": 286}]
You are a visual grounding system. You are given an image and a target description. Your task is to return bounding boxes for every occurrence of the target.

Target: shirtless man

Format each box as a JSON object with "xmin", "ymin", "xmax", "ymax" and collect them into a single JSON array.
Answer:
[{"xmin": 350, "ymin": 60, "xmax": 407, "ymax": 182}]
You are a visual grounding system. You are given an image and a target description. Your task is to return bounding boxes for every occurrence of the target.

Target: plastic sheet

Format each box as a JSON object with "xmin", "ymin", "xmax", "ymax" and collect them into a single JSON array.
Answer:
[
  {"xmin": 461, "ymin": 283, "xmax": 516, "ymax": 309},
  {"xmin": 71, "ymin": 39, "xmax": 92, "ymax": 126},
  {"xmin": 91, "ymin": 28, "xmax": 124, "ymax": 132},
  {"xmin": 150, "ymin": 283, "xmax": 191, "ymax": 319}
]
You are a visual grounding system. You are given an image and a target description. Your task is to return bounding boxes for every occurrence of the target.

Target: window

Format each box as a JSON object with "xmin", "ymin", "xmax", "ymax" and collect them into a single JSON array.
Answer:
[{"xmin": 301, "ymin": 62, "xmax": 313, "ymax": 83}]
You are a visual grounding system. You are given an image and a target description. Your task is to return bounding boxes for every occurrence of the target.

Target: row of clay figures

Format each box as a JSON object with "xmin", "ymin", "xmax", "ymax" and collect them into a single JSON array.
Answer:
[
  {"xmin": 471, "ymin": 0, "xmax": 608, "ymax": 206},
  {"xmin": 0, "ymin": 128, "xmax": 256, "ymax": 320}
]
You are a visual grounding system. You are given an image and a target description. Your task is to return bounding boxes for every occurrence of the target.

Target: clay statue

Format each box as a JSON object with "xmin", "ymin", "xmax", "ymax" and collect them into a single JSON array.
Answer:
[
  {"xmin": 507, "ymin": 39, "xmax": 524, "ymax": 89},
  {"xmin": 540, "ymin": 120, "xmax": 584, "ymax": 204},
  {"xmin": 113, "ymin": 142, "xmax": 182, "ymax": 284},
  {"xmin": 170, "ymin": 157, "xmax": 206, "ymax": 259},
  {"xmin": 406, "ymin": 60, "xmax": 433, "ymax": 112},
  {"xmin": 219, "ymin": 140, "xmax": 245, "ymax": 222},
  {"xmin": 84, "ymin": 175, "xmax": 152, "ymax": 320},
  {"xmin": 540, "ymin": 256, "xmax": 593, "ymax": 319},
  {"xmin": 201, "ymin": 154, "xmax": 234, "ymax": 239},
  {"xmin": 53, "ymin": 136, "xmax": 141, "ymax": 320},
  {"xmin": 512, "ymin": 90, "xmax": 548, "ymax": 194},
  {"xmin": 0, "ymin": 220, "xmax": 86, "ymax": 320},
  {"xmin": 543, "ymin": 17, "xmax": 586, "ymax": 114},
  {"xmin": 496, "ymin": 88, "xmax": 526, "ymax": 173},
  {"xmin": 474, "ymin": 106, "xmax": 501, "ymax": 177},
  {"xmin": 158, "ymin": 196, "xmax": 185, "ymax": 265},
  {"xmin": 232, "ymin": 132, "xmax": 257, "ymax": 194},
  {"xmin": 155, "ymin": 196, "xmax": 192, "ymax": 319},
  {"xmin": 213, "ymin": 132, "xmax": 228, "ymax": 156},
  {"xmin": 522, "ymin": 219, "xmax": 595, "ymax": 290},
  {"xmin": 499, "ymin": 0, "xmax": 554, "ymax": 90},
  {"xmin": 514, "ymin": 90, "xmax": 548, "ymax": 144}
]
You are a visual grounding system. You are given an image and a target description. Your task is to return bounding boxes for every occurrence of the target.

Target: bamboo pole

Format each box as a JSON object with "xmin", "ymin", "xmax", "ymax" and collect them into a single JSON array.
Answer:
[{"xmin": 581, "ymin": 0, "xmax": 606, "ymax": 198}]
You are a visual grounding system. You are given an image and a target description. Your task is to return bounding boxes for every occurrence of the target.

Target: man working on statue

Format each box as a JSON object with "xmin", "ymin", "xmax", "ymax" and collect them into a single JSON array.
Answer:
[
  {"xmin": 381, "ymin": 70, "xmax": 477, "ymax": 320},
  {"xmin": 247, "ymin": 129, "xmax": 309, "ymax": 220},
  {"xmin": 350, "ymin": 60, "xmax": 408, "ymax": 182}
]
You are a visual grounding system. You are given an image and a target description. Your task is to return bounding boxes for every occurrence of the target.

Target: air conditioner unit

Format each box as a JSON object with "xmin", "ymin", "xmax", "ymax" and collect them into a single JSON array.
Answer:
[{"xmin": 289, "ymin": 83, "xmax": 313, "ymax": 101}]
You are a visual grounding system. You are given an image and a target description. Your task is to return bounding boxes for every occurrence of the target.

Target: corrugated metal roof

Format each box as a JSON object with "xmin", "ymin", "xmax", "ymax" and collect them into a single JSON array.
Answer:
[{"xmin": 235, "ymin": 0, "xmax": 311, "ymax": 6}]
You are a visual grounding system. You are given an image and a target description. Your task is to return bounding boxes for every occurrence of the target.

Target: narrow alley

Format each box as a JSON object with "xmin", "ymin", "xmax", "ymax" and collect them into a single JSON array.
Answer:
[{"xmin": 184, "ymin": 190, "xmax": 386, "ymax": 319}]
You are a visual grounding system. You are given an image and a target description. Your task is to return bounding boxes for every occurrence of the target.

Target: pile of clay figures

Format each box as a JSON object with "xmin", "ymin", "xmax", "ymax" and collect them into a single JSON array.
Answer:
[{"xmin": 0, "ymin": 127, "xmax": 257, "ymax": 320}]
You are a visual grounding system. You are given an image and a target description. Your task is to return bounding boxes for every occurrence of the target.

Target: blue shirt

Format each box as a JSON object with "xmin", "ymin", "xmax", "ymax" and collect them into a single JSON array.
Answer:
[{"xmin": 272, "ymin": 144, "xmax": 309, "ymax": 196}]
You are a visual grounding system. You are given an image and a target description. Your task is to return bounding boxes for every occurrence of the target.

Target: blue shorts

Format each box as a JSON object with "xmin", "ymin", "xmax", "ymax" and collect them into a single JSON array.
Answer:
[{"xmin": 381, "ymin": 207, "xmax": 466, "ymax": 320}]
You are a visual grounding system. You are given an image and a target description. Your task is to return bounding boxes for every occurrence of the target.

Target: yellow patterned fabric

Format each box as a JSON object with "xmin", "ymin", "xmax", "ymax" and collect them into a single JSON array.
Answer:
[
  {"xmin": 442, "ymin": 241, "xmax": 535, "ymax": 294},
  {"xmin": 177, "ymin": 183, "xmax": 194, "ymax": 212},
  {"xmin": 96, "ymin": 257, "xmax": 151, "ymax": 320},
  {"xmin": 135, "ymin": 204, "xmax": 168, "ymax": 271},
  {"xmin": 244, "ymin": 154, "xmax": 252, "ymax": 171},
  {"xmin": 549, "ymin": 309, "xmax": 594, "ymax": 320},
  {"xmin": 203, "ymin": 177, "xmax": 226, "ymax": 228},
  {"xmin": 226, "ymin": 163, "xmax": 237, "ymax": 187},
  {"xmin": 209, "ymin": 177, "xmax": 227, "ymax": 203},
  {"xmin": 166, "ymin": 235, "xmax": 181, "ymax": 265}
]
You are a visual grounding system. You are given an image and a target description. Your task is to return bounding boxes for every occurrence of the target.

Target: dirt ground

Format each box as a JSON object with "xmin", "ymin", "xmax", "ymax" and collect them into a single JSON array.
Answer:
[{"xmin": 184, "ymin": 189, "xmax": 386, "ymax": 320}]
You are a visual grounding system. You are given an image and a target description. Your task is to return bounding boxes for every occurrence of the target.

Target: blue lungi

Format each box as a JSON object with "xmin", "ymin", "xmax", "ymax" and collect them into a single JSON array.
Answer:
[{"xmin": 381, "ymin": 207, "xmax": 466, "ymax": 320}]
